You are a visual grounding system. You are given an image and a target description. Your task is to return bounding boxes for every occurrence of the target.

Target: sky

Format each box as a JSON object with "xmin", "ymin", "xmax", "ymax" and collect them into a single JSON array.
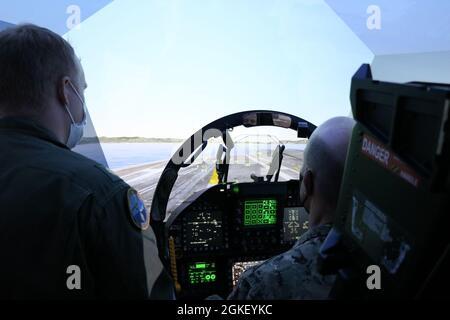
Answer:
[
  {"xmin": 2, "ymin": 1, "xmax": 450, "ymax": 139},
  {"xmin": 0, "ymin": 0, "xmax": 374, "ymax": 139},
  {"xmin": 61, "ymin": 0, "xmax": 373, "ymax": 139},
  {"xmin": 325, "ymin": 0, "xmax": 450, "ymax": 55}
]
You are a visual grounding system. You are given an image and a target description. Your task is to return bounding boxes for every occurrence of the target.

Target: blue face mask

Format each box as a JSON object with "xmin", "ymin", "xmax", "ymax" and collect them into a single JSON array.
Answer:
[{"xmin": 64, "ymin": 81, "xmax": 87, "ymax": 149}]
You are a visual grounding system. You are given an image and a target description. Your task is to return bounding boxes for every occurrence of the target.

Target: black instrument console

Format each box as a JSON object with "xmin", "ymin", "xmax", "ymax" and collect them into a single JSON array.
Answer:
[{"xmin": 165, "ymin": 180, "xmax": 309, "ymax": 299}]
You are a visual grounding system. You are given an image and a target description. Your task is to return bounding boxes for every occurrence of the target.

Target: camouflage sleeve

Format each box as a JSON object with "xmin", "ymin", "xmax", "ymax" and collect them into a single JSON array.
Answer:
[
  {"xmin": 227, "ymin": 267, "xmax": 260, "ymax": 300},
  {"xmin": 227, "ymin": 229, "xmax": 335, "ymax": 299},
  {"xmin": 227, "ymin": 261, "xmax": 281, "ymax": 300}
]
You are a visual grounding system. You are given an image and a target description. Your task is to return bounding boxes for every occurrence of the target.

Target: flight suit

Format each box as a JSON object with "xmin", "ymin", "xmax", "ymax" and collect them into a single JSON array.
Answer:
[
  {"xmin": 0, "ymin": 117, "xmax": 174, "ymax": 299},
  {"xmin": 228, "ymin": 223, "xmax": 335, "ymax": 300}
]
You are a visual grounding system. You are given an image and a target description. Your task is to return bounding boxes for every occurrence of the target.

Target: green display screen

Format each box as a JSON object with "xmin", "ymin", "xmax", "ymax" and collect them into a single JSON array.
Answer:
[
  {"xmin": 244, "ymin": 199, "xmax": 277, "ymax": 226},
  {"xmin": 188, "ymin": 262, "xmax": 217, "ymax": 285}
]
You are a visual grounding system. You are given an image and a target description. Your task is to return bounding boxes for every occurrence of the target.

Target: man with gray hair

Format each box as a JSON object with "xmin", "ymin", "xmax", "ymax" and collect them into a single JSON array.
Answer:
[
  {"xmin": 0, "ymin": 24, "xmax": 173, "ymax": 299},
  {"xmin": 228, "ymin": 116, "xmax": 355, "ymax": 300}
]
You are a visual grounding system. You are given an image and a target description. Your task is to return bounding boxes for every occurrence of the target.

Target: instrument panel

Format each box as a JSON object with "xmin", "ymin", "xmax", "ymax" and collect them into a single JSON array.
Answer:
[{"xmin": 165, "ymin": 180, "xmax": 309, "ymax": 299}]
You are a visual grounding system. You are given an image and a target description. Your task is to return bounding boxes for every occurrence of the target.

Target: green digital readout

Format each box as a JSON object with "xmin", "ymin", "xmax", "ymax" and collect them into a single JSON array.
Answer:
[
  {"xmin": 188, "ymin": 262, "xmax": 217, "ymax": 285},
  {"xmin": 244, "ymin": 199, "xmax": 277, "ymax": 226}
]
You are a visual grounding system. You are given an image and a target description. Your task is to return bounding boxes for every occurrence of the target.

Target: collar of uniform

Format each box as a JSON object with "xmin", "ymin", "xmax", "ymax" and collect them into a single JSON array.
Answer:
[
  {"xmin": 0, "ymin": 116, "xmax": 69, "ymax": 150},
  {"xmin": 295, "ymin": 223, "xmax": 332, "ymax": 246}
]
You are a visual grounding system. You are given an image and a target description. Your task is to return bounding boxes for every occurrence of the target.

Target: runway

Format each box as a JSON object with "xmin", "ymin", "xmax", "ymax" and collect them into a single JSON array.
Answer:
[{"xmin": 113, "ymin": 148, "xmax": 304, "ymax": 217}]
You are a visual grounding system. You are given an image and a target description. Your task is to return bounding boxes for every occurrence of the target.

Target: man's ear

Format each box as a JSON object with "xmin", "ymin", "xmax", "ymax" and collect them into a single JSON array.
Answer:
[
  {"xmin": 57, "ymin": 76, "xmax": 71, "ymax": 106},
  {"xmin": 303, "ymin": 169, "xmax": 314, "ymax": 198}
]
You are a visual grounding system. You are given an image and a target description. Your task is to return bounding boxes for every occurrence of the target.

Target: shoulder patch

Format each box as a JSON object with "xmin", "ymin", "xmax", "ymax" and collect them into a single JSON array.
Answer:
[{"xmin": 127, "ymin": 188, "xmax": 150, "ymax": 230}]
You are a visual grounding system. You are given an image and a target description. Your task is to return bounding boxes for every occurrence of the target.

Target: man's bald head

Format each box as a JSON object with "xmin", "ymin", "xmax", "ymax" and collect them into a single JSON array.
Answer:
[{"xmin": 300, "ymin": 117, "xmax": 355, "ymax": 226}]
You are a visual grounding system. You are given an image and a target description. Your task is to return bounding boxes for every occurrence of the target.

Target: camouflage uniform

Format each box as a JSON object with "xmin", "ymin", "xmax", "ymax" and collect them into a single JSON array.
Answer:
[{"xmin": 228, "ymin": 223, "xmax": 335, "ymax": 300}]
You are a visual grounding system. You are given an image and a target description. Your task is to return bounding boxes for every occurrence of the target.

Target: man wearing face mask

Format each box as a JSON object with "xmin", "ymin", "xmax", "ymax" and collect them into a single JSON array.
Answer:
[
  {"xmin": 0, "ymin": 24, "xmax": 174, "ymax": 299},
  {"xmin": 228, "ymin": 117, "xmax": 355, "ymax": 300}
]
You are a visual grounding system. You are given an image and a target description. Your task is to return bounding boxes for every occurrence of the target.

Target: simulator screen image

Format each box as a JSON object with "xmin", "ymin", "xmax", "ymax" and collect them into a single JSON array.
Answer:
[{"xmin": 0, "ymin": 0, "xmax": 449, "ymax": 314}]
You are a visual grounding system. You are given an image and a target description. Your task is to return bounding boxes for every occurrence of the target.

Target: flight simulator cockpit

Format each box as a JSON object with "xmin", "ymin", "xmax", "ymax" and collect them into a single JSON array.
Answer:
[
  {"xmin": 148, "ymin": 68, "xmax": 450, "ymax": 300},
  {"xmin": 167, "ymin": 180, "xmax": 308, "ymax": 298},
  {"xmin": 149, "ymin": 111, "xmax": 315, "ymax": 299}
]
